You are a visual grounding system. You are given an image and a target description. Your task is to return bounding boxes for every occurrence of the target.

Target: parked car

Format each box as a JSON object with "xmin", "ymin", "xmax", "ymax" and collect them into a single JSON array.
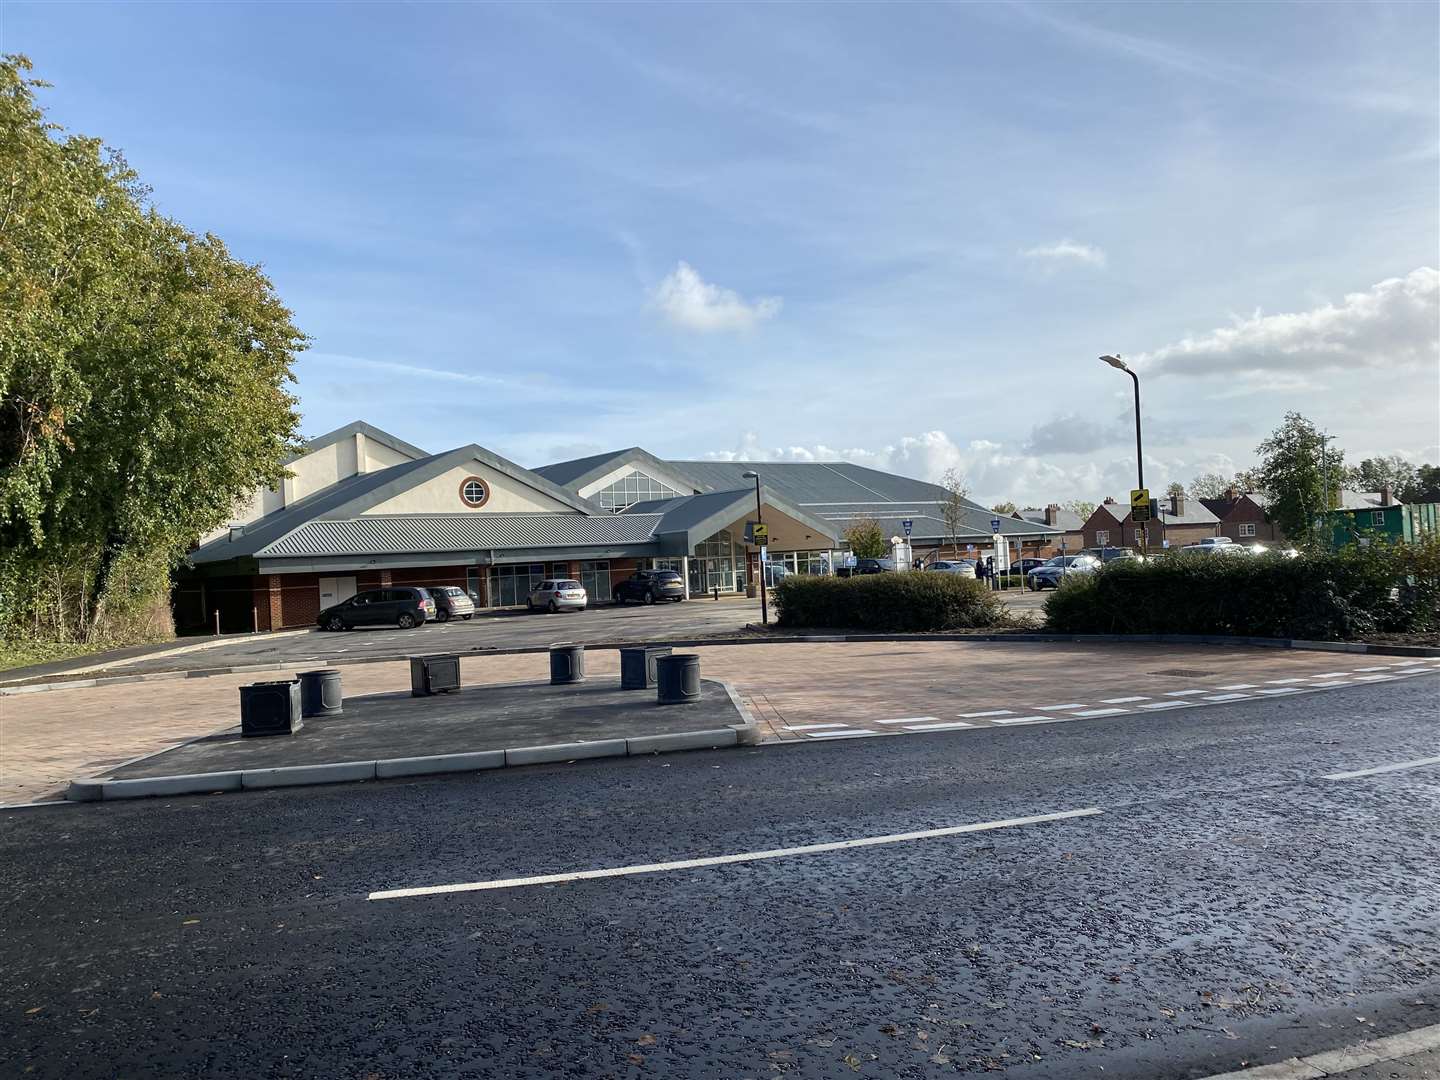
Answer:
[
  {"xmin": 1026, "ymin": 555, "xmax": 1101, "ymax": 590},
  {"xmin": 1000, "ymin": 557, "xmax": 1045, "ymax": 576},
  {"xmin": 852, "ymin": 558, "xmax": 890, "ymax": 575},
  {"xmin": 1083, "ymin": 546, "xmax": 1140, "ymax": 563},
  {"xmin": 527, "ymin": 579, "xmax": 588, "ymax": 613},
  {"xmin": 427, "ymin": 585, "xmax": 475, "ymax": 622},
  {"xmin": 317, "ymin": 586, "xmax": 435, "ymax": 630},
  {"xmin": 1180, "ymin": 538, "xmax": 1250, "ymax": 556},
  {"xmin": 926, "ymin": 560, "xmax": 976, "ymax": 578},
  {"xmin": 614, "ymin": 569, "xmax": 686, "ymax": 604}
]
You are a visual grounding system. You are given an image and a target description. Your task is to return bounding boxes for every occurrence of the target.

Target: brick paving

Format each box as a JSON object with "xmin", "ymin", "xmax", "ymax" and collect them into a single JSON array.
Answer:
[{"xmin": 2, "ymin": 641, "xmax": 1435, "ymax": 804}]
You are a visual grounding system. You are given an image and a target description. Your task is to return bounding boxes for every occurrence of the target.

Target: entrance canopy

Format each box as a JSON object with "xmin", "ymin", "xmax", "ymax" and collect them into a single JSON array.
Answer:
[{"xmin": 623, "ymin": 488, "xmax": 839, "ymax": 556}]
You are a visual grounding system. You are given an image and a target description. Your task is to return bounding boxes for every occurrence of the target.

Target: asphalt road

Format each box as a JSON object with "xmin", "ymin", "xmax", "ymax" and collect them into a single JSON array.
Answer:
[{"xmin": 3, "ymin": 677, "xmax": 1437, "ymax": 1078}]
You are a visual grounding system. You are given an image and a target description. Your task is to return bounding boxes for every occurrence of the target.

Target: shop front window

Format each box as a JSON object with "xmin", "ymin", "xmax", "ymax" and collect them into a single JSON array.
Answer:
[
  {"xmin": 579, "ymin": 561, "xmax": 612, "ymax": 603},
  {"xmin": 488, "ymin": 563, "xmax": 545, "ymax": 607}
]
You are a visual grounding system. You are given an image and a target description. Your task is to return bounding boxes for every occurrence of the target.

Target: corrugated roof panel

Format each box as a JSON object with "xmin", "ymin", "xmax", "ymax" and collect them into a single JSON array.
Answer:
[{"xmin": 258, "ymin": 513, "xmax": 663, "ymax": 558}]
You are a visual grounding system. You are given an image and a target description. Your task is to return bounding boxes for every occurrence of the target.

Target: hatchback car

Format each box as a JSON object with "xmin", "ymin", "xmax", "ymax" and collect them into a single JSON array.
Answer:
[
  {"xmin": 1025, "ymin": 555, "xmax": 1101, "ymax": 590},
  {"xmin": 926, "ymin": 560, "xmax": 976, "ymax": 578},
  {"xmin": 317, "ymin": 587, "xmax": 435, "ymax": 630},
  {"xmin": 427, "ymin": 585, "xmax": 475, "ymax": 622},
  {"xmin": 527, "ymin": 579, "xmax": 588, "ymax": 613},
  {"xmin": 852, "ymin": 558, "xmax": 890, "ymax": 575},
  {"xmin": 614, "ymin": 569, "xmax": 686, "ymax": 604}
]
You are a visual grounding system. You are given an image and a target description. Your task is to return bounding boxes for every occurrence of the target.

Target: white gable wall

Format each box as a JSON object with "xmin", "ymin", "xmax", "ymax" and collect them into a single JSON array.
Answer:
[
  {"xmin": 364, "ymin": 464, "xmax": 577, "ymax": 515},
  {"xmin": 578, "ymin": 462, "xmax": 697, "ymax": 500}
]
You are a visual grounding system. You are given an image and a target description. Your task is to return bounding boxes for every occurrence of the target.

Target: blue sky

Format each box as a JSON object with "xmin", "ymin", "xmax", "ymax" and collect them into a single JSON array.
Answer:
[{"xmin": 7, "ymin": 1, "xmax": 1437, "ymax": 503}]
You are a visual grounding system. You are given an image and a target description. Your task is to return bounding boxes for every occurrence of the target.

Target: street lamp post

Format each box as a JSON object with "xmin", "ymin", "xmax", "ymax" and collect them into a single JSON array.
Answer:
[
  {"xmin": 742, "ymin": 470, "xmax": 768, "ymax": 626},
  {"xmin": 1101, "ymin": 354, "xmax": 1146, "ymax": 556}
]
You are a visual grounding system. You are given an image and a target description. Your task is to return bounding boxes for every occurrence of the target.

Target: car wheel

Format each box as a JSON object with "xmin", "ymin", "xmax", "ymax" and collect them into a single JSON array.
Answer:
[
  {"xmin": 326, "ymin": 616, "xmax": 345, "ymax": 632},
  {"xmin": 397, "ymin": 613, "xmax": 417, "ymax": 629},
  {"xmin": 548, "ymin": 600, "xmax": 558, "ymax": 614},
  {"xmin": 526, "ymin": 599, "xmax": 535, "ymax": 611},
  {"xmin": 615, "ymin": 594, "xmax": 626, "ymax": 605},
  {"xmin": 644, "ymin": 591, "xmax": 656, "ymax": 605},
  {"xmin": 436, "ymin": 608, "xmax": 450, "ymax": 623}
]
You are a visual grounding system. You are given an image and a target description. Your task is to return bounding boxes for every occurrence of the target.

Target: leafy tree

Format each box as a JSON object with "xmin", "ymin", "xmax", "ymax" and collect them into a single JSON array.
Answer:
[
  {"xmin": 0, "ymin": 55, "xmax": 305, "ymax": 642},
  {"xmin": 1401, "ymin": 464, "xmax": 1440, "ymax": 504},
  {"xmin": 990, "ymin": 500, "xmax": 1018, "ymax": 515},
  {"xmin": 1188, "ymin": 473, "xmax": 1230, "ymax": 499},
  {"xmin": 1165, "ymin": 481, "xmax": 1185, "ymax": 498},
  {"xmin": 937, "ymin": 467, "xmax": 970, "ymax": 557},
  {"xmin": 1062, "ymin": 499, "xmax": 1096, "ymax": 520},
  {"xmin": 1254, "ymin": 412, "xmax": 1346, "ymax": 546},
  {"xmin": 843, "ymin": 517, "xmax": 888, "ymax": 559},
  {"xmin": 1345, "ymin": 455, "xmax": 1416, "ymax": 497}
]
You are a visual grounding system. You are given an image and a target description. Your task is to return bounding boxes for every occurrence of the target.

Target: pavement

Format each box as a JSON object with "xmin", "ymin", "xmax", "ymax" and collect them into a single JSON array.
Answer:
[
  {"xmin": 4, "ymin": 640, "xmax": 1437, "ymax": 804},
  {"xmin": 2, "ymin": 677, "xmax": 1436, "ymax": 1078}
]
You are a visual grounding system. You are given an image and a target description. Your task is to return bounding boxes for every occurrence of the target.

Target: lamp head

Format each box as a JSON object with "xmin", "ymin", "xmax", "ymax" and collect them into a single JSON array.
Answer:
[
  {"xmin": 1099, "ymin": 354, "xmax": 1128, "ymax": 372},
  {"xmin": 742, "ymin": 470, "xmax": 759, "ymax": 480}
]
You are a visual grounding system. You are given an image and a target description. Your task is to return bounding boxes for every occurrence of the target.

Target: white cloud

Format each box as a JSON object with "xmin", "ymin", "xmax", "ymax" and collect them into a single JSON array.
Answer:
[
  {"xmin": 651, "ymin": 262, "xmax": 781, "ymax": 333},
  {"xmin": 1137, "ymin": 267, "xmax": 1440, "ymax": 376},
  {"xmin": 1019, "ymin": 239, "xmax": 1107, "ymax": 269}
]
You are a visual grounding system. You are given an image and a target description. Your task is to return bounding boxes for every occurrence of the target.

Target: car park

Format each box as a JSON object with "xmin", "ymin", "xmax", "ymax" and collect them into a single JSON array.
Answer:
[
  {"xmin": 527, "ymin": 579, "xmax": 588, "ymax": 612},
  {"xmin": 427, "ymin": 585, "xmax": 475, "ymax": 621},
  {"xmin": 1083, "ymin": 546, "xmax": 1140, "ymax": 563},
  {"xmin": 317, "ymin": 586, "xmax": 435, "ymax": 630},
  {"xmin": 926, "ymin": 560, "xmax": 976, "ymax": 578},
  {"xmin": 1180, "ymin": 538, "xmax": 1250, "ymax": 556},
  {"xmin": 1025, "ymin": 554, "xmax": 1101, "ymax": 590},
  {"xmin": 1001, "ymin": 557, "xmax": 1045, "ymax": 576},
  {"xmin": 613, "ymin": 569, "xmax": 686, "ymax": 604}
]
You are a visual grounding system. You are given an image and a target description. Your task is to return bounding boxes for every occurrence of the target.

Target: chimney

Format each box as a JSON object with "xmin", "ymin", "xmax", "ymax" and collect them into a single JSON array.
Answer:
[
  {"xmin": 1103, "ymin": 496, "xmax": 1116, "ymax": 505},
  {"xmin": 1170, "ymin": 493, "xmax": 1185, "ymax": 516},
  {"xmin": 1224, "ymin": 485, "xmax": 1238, "ymax": 501},
  {"xmin": 1380, "ymin": 484, "xmax": 1394, "ymax": 507},
  {"xmin": 1045, "ymin": 503, "xmax": 1059, "ymax": 526}
]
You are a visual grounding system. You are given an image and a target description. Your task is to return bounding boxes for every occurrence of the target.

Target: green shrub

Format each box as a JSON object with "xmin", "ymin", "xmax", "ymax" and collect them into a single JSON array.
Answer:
[
  {"xmin": 773, "ymin": 572, "xmax": 1010, "ymax": 632},
  {"xmin": 1043, "ymin": 542, "xmax": 1438, "ymax": 640}
]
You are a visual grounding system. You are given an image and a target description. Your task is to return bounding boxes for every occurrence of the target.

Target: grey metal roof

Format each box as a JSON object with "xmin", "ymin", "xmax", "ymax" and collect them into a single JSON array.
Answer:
[
  {"xmin": 257, "ymin": 513, "xmax": 664, "ymax": 558},
  {"xmin": 1156, "ymin": 500, "xmax": 1221, "ymax": 526},
  {"xmin": 1016, "ymin": 507, "xmax": 1085, "ymax": 531},
  {"xmin": 286, "ymin": 420, "xmax": 427, "ymax": 465},
  {"xmin": 813, "ymin": 506, "xmax": 1054, "ymax": 540},
  {"xmin": 532, "ymin": 447, "xmax": 708, "ymax": 494},
  {"xmin": 667, "ymin": 459, "xmax": 987, "ymax": 510},
  {"xmin": 1338, "ymin": 489, "xmax": 1386, "ymax": 510},
  {"xmin": 635, "ymin": 488, "xmax": 842, "ymax": 547}
]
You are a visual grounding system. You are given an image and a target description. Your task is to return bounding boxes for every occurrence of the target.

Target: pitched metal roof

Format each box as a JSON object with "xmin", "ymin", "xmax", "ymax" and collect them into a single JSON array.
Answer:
[
  {"xmin": 286, "ymin": 420, "xmax": 427, "ymax": 465},
  {"xmin": 257, "ymin": 513, "xmax": 664, "ymax": 558},
  {"xmin": 667, "ymin": 459, "xmax": 985, "ymax": 509},
  {"xmin": 1016, "ymin": 506, "xmax": 1085, "ymax": 531}
]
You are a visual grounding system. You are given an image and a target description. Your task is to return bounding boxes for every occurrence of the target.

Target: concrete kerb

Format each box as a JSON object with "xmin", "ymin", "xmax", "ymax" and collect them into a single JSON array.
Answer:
[{"xmin": 8, "ymin": 631, "xmax": 1437, "ymax": 696}]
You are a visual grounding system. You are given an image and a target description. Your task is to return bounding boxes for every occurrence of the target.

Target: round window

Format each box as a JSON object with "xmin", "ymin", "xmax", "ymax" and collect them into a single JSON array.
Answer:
[{"xmin": 459, "ymin": 476, "xmax": 490, "ymax": 508}]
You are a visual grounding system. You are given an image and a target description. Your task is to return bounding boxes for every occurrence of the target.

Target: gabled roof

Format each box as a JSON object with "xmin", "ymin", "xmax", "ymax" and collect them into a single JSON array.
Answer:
[
  {"xmin": 1092, "ymin": 501, "xmax": 1129, "ymax": 524},
  {"xmin": 1016, "ymin": 506, "xmax": 1085, "ymax": 531},
  {"xmin": 532, "ymin": 447, "xmax": 706, "ymax": 493},
  {"xmin": 629, "ymin": 488, "xmax": 841, "ymax": 549},
  {"xmin": 1156, "ymin": 501, "xmax": 1220, "ymax": 526},
  {"xmin": 287, "ymin": 420, "xmax": 427, "ymax": 465},
  {"xmin": 191, "ymin": 443, "xmax": 601, "ymax": 565},
  {"xmin": 257, "ymin": 512, "xmax": 663, "ymax": 559},
  {"xmin": 1337, "ymin": 489, "xmax": 1389, "ymax": 510},
  {"xmin": 668, "ymin": 459, "xmax": 985, "ymax": 509}
]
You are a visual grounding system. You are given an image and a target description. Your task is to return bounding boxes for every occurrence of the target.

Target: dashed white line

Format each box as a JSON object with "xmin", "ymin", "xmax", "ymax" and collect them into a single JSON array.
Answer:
[
  {"xmin": 1256, "ymin": 687, "xmax": 1301, "ymax": 695},
  {"xmin": 805, "ymin": 729, "xmax": 887, "ymax": 739},
  {"xmin": 1099, "ymin": 696, "xmax": 1149, "ymax": 704},
  {"xmin": 876, "ymin": 716, "xmax": 941, "ymax": 725},
  {"xmin": 1354, "ymin": 665, "xmax": 1390, "ymax": 672},
  {"xmin": 784, "ymin": 723, "xmax": 848, "ymax": 731},
  {"xmin": 991, "ymin": 715, "xmax": 1067, "ymax": 725},
  {"xmin": 1203, "ymin": 693, "xmax": 1251, "ymax": 702},
  {"xmin": 1164, "ymin": 689, "xmax": 1208, "ymax": 697},
  {"xmin": 1311, "ymin": 672, "xmax": 1352, "ymax": 678},
  {"xmin": 1265, "ymin": 678, "xmax": 1305, "ymax": 684},
  {"xmin": 1216, "ymin": 683, "xmax": 1258, "ymax": 690},
  {"xmin": 1071, "ymin": 707, "xmax": 1130, "ymax": 718},
  {"xmin": 903, "ymin": 720, "xmax": 977, "ymax": 732},
  {"xmin": 1353, "ymin": 674, "xmax": 1397, "ymax": 683},
  {"xmin": 1139, "ymin": 701, "xmax": 1195, "ymax": 710},
  {"xmin": 1310, "ymin": 680, "xmax": 1353, "ymax": 688},
  {"xmin": 1322, "ymin": 756, "xmax": 1440, "ymax": 781},
  {"xmin": 1031, "ymin": 703, "xmax": 1087, "ymax": 711},
  {"xmin": 958, "ymin": 709, "xmax": 1015, "ymax": 718},
  {"xmin": 368, "ymin": 807, "xmax": 1106, "ymax": 900}
]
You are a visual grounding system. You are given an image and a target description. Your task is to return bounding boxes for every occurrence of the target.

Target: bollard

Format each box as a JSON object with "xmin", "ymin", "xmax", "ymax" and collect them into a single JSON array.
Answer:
[
  {"xmin": 549, "ymin": 644, "xmax": 586, "ymax": 685},
  {"xmin": 298, "ymin": 669, "xmax": 343, "ymax": 717},
  {"xmin": 619, "ymin": 646, "xmax": 671, "ymax": 690},
  {"xmin": 656, "ymin": 654, "xmax": 700, "ymax": 705}
]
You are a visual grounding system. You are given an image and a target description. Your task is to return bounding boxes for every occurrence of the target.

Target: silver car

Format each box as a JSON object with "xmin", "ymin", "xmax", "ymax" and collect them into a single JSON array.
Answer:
[
  {"xmin": 527, "ymin": 578, "xmax": 588, "ymax": 613},
  {"xmin": 926, "ymin": 560, "xmax": 976, "ymax": 578}
]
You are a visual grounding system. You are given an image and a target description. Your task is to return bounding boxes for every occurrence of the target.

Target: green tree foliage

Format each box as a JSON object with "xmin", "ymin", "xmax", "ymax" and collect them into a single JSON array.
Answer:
[
  {"xmin": 773, "ymin": 573, "xmax": 1009, "ymax": 632},
  {"xmin": 1254, "ymin": 413, "xmax": 1346, "ymax": 547},
  {"xmin": 0, "ymin": 56, "xmax": 305, "ymax": 642},
  {"xmin": 843, "ymin": 516, "xmax": 888, "ymax": 559},
  {"xmin": 1402, "ymin": 464, "xmax": 1440, "ymax": 504},
  {"xmin": 990, "ymin": 500, "xmax": 1017, "ymax": 514},
  {"xmin": 1165, "ymin": 481, "xmax": 1185, "ymax": 498},
  {"xmin": 1344, "ymin": 454, "xmax": 1416, "ymax": 497},
  {"xmin": 1062, "ymin": 499, "xmax": 1096, "ymax": 520}
]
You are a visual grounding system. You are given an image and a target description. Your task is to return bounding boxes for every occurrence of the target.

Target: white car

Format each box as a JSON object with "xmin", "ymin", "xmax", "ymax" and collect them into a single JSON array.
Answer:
[
  {"xmin": 926, "ymin": 560, "xmax": 976, "ymax": 578},
  {"xmin": 527, "ymin": 578, "xmax": 588, "ymax": 613}
]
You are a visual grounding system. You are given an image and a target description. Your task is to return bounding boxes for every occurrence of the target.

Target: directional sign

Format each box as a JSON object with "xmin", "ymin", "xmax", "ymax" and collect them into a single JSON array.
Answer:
[
  {"xmin": 990, "ymin": 516, "xmax": 1002, "ymax": 534},
  {"xmin": 1130, "ymin": 488, "xmax": 1151, "ymax": 524},
  {"xmin": 901, "ymin": 518, "xmax": 913, "ymax": 536},
  {"xmin": 747, "ymin": 522, "xmax": 769, "ymax": 545}
]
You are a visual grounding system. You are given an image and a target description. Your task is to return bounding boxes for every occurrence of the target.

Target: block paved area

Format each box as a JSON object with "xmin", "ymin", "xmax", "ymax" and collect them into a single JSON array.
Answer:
[{"xmin": 1, "ymin": 641, "xmax": 1436, "ymax": 804}]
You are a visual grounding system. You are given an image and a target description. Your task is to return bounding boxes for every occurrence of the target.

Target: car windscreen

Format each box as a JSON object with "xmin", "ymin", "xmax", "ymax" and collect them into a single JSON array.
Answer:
[{"xmin": 653, "ymin": 572, "xmax": 681, "ymax": 580}]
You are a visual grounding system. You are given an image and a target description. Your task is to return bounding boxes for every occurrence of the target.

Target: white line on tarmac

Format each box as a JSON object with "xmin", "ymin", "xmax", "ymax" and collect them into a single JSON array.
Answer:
[
  {"xmin": 1310, "ymin": 680, "xmax": 1352, "ymax": 688},
  {"xmin": 1354, "ymin": 665, "xmax": 1390, "ymax": 672},
  {"xmin": 1311, "ymin": 672, "xmax": 1352, "ymax": 678},
  {"xmin": 367, "ymin": 807, "xmax": 1105, "ymax": 901},
  {"xmin": 990, "ymin": 715, "xmax": 1065, "ymax": 725},
  {"xmin": 1196, "ymin": 1020, "xmax": 1440, "ymax": 1080},
  {"xmin": 1138, "ymin": 701, "xmax": 1194, "ymax": 710},
  {"xmin": 903, "ymin": 721, "xmax": 976, "ymax": 732},
  {"xmin": 1031, "ymin": 703, "xmax": 1087, "ymax": 710},
  {"xmin": 1164, "ymin": 689, "xmax": 1208, "ymax": 696},
  {"xmin": 1321, "ymin": 755, "xmax": 1440, "ymax": 781},
  {"xmin": 784, "ymin": 723, "xmax": 847, "ymax": 731},
  {"xmin": 1257, "ymin": 687, "xmax": 1301, "ymax": 695},
  {"xmin": 805, "ymin": 730, "xmax": 887, "ymax": 739},
  {"xmin": 1265, "ymin": 678, "xmax": 1305, "ymax": 684},
  {"xmin": 1352, "ymin": 674, "xmax": 1396, "ymax": 682},
  {"xmin": 1071, "ymin": 707, "xmax": 1130, "ymax": 717},
  {"xmin": 1204, "ymin": 693, "xmax": 1251, "ymax": 702},
  {"xmin": 1216, "ymin": 683, "xmax": 1259, "ymax": 690},
  {"xmin": 1099, "ymin": 696, "xmax": 1149, "ymax": 703},
  {"xmin": 876, "ymin": 716, "xmax": 941, "ymax": 725},
  {"xmin": 959, "ymin": 709, "xmax": 1014, "ymax": 718}
]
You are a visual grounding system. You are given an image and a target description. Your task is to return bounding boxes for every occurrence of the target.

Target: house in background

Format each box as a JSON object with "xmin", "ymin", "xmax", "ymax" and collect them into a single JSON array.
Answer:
[
  {"xmin": 1013, "ymin": 505, "xmax": 1085, "ymax": 556},
  {"xmin": 1327, "ymin": 486, "xmax": 1439, "ymax": 547},
  {"xmin": 1199, "ymin": 488, "xmax": 1284, "ymax": 544},
  {"xmin": 1080, "ymin": 494, "xmax": 1221, "ymax": 551}
]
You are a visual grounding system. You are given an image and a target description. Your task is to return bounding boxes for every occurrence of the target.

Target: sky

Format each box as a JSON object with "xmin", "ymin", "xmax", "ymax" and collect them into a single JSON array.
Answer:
[{"xmin": 6, "ymin": 1, "xmax": 1438, "ymax": 505}]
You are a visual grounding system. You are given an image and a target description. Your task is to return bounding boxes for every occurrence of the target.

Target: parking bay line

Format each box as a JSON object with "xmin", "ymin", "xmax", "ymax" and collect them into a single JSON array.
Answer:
[
  {"xmin": 1071, "ymin": 707, "xmax": 1131, "ymax": 718},
  {"xmin": 784, "ymin": 723, "xmax": 848, "ymax": 731},
  {"xmin": 903, "ymin": 720, "xmax": 976, "ymax": 732},
  {"xmin": 368, "ymin": 807, "xmax": 1105, "ymax": 901},
  {"xmin": 1322, "ymin": 755, "xmax": 1440, "ymax": 781},
  {"xmin": 990, "ymin": 715, "xmax": 1068, "ymax": 725},
  {"xmin": 875, "ymin": 716, "xmax": 942, "ymax": 725},
  {"xmin": 1098, "ymin": 696, "xmax": 1149, "ymax": 704},
  {"xmin": 1031, "ymin": 703, "xmax": 1087, "ymax": 710},
  {"xmin": 959, "ymin": 709, "xmax": 1015, "ymax": 718}
]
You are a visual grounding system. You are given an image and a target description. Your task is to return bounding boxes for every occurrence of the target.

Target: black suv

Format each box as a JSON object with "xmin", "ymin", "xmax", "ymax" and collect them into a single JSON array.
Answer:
[
  {"xmin": 317, "ymin": 587, "xmax": 435, "ymax": 630},
  {"xmin": 613, "ymin": 569, "xmax": 686, "ymax": 604}
]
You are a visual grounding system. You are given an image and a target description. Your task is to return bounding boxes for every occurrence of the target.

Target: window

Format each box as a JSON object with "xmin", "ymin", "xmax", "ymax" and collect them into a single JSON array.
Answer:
[
  {"xmin": 1239, "ymin": 523, "xmax": 1256, "ymax": 537},
  {"xmin": 1095, "ymin": 529, "xmax": 1109, "ymax": 546},
  {"xmin": 594, "ymin": 469, "xmax": 681, "ymax": 511},
  {"xmin": 1371, "ymin": 510, "xmax": 1386, "ymax": 526},
  {"xmin": 579, "ymin": 561, "xmax": 612, "ymax": 601},
  {"xmin": 459, "ymin": 476, "xmax": 490, "ymax": 508},
  {"xmin": 488, "ymin": 563, "xmax": 544, "ymax": 606}
]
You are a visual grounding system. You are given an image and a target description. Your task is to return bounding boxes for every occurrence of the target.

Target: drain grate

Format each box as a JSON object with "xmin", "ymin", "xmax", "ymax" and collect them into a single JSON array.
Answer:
[{"xmin": 1148, "ymin": 668, "xmax": 1217, "ymax": 678}]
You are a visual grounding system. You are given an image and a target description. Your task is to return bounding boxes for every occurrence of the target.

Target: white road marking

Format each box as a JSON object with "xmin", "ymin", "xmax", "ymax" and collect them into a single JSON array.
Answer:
[
  {"xmin": 903, "ymin": 721, "xmax": 977, "ymax": 732},
  {"xmin": 1311, "ymin": 672, "xmax": 1352, "ymax": 678},
  {"xmin": 784, "ymin": 723, "xmax": 848, "ymax": 731},
  {"xmin": 805, "ymin": 729, "xmax": 887, "ymax": 739},
  {"xmin": 1354, "ymin": 665, "xmax": 1389, "ymax": 671},
  {"xmin": 958, "ymin": 709, "xmax": 1015, "ymax": 718},
  {"xmin": 1203, "ymin": 693, "xmax": 1251, "ymax": 702},
  {"xmin": 367, "ymin": 807, "xmax": 1105, "ymax": 900},
  {"xmin": 990, "ymin": 715, "xmax": 1066, "ymax": 725},
  {"xmin": 1265, "ymin": 678, "xmax": 1305, "ymax": 684},
  {"xmin": 1352, "ymin": 674, "xmax": 1396, "ymax": 682},
  {"xmin": 1071, "ymin": 707, "xmax": 1130, "ymax": 718},
  {"xmin": 1195, "ymin": 1020, "xmax": 1440, "ymax": 1080},
  {"xmin": 1322, "ymin": 755, "xmax": 1440, "ymax": 781},
  {"xmin": 1031, "ymin": 703, "xmax": 1087, "ymax": 710},
  {"xmin": 1098, "ymin": 696, "xmax": 1149, "ymax": 704},
  {"xmin": 1309, "ymin": 680, "xmax": 1352, "ymax": 688},
  {"xmin": 1164, "ymin": 689, "xmax": 1207, "ymax": 697},
  {"xmin": 1138, "ymin": 701, "xmax": 1194, "ymax": 710},
  {"xmin": 876, "ymin": 716, "xmax": 941, "ymax": 725},
  {"xmin": 1215, "ymin": 683, "xmax": 1258, "ymax": 690},
  {"xmin": 1256, "ymin": 687, "xmax": 1301, "ymax": 695}
]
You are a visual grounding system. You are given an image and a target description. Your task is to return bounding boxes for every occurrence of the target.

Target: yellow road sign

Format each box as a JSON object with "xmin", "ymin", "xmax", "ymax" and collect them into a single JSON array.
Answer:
[
  {"xmin": 1131, "ymin": 488, "xmax": 1151, "ymax": 523},
  {"xmin": 748, "ymin": 522, "xmax": 769, "ymax": 544}
]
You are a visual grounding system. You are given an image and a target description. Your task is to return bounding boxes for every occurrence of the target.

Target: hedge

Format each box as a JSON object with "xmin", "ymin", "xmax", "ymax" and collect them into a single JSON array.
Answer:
[
  {"xmin": 1043, "ymin": 538, "xmax": 1440, "ymax": 640},
  {"xmin": 772, "ymin": 573, "xmax": 1010, "ymax": 632}
]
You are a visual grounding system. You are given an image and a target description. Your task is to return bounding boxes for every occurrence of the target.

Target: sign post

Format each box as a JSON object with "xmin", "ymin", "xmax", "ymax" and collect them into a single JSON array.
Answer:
[{"xmin": 1130, "ymin": 488, "xmax": 1151, "ymax": 558}]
